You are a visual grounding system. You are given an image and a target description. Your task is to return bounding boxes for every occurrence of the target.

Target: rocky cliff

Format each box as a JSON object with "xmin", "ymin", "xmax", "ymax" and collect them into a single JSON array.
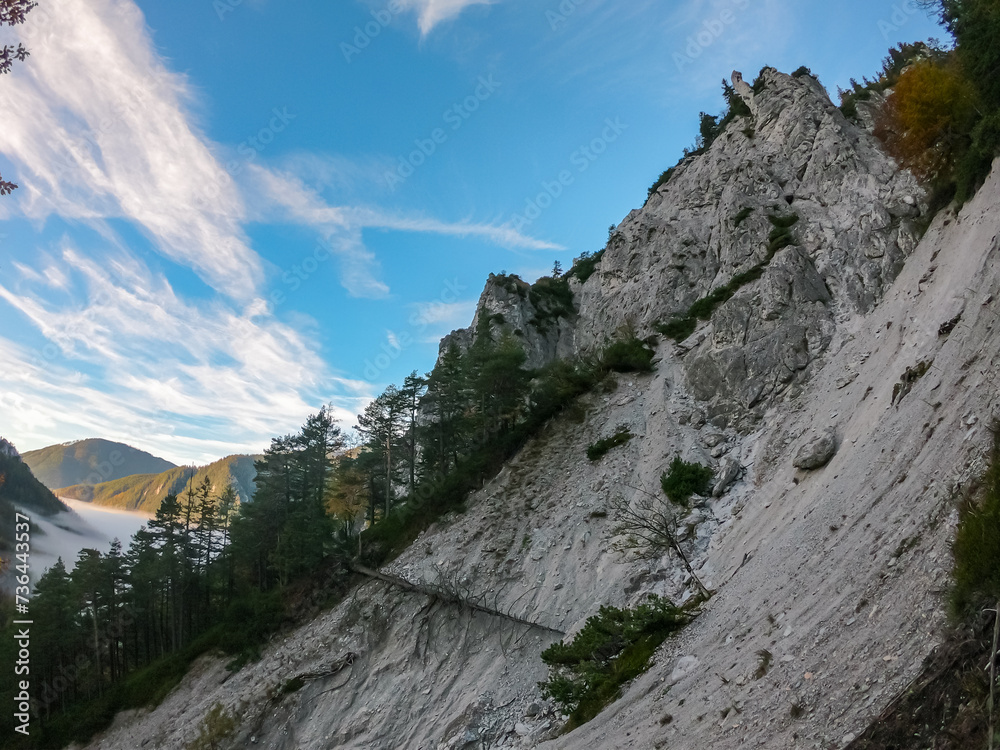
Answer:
[
  {"xmin": 455, "ymin": 68, "xmax": 925, "ymax": 427},
  {"xmin": 73, "ymin": 68, "xmax": 1000, "ymax": 750}
]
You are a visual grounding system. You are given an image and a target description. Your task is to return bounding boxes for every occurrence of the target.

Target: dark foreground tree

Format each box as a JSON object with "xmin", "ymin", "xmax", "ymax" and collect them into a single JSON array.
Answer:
[{"xmin": 1, "ymin": 0, "xmax": 37, "ymax": 195}]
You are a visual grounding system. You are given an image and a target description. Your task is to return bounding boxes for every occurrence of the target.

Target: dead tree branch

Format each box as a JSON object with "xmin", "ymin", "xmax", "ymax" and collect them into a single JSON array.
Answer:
[{"xmin": 349, "ymin": 562, "xmax": 565, "ymax": 635}]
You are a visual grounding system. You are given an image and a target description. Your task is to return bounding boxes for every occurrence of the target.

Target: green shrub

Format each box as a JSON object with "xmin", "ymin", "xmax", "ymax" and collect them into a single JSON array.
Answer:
[
  {"xmin": 655, "ymin": 317, "xmax": 697, "ymax": 342},
  {"xmin": 766, "ymin": 213, "xmax": 799, "ymax": 255},
  {"xmin": 733, "ymin": 207, "xmax": 754, "ymax": 227},
  {"xmin": 767, "ymin": 213, "xmax": 800, "ymax": 229},
  {"xmin": 792, "ymin": 66, "xmax": 814, "ymax": 79},
  {"xmin": 568, "ymin": 249, "xmax": 605, "ymax": 283},
  {"xmin": 752, "ymin": 68, "xmax": 769, "ymax": 94},
  {"xmin": 601, "ymin": 335, "xmax": 655, "ymax": 373},
  {"xmin": 730, "ymin": 265, "xmax": 766, "ymax": 286},
  {"xmin": 529, "ymin": 275, "xmax": 575, "ymax": 331},
  {"xmin": 689, "ymin": 286, "xmax": 735, "ymax": 321},
  {"xmin": 660, "ymin": 457, "xmax": 714, "ymax": 507},
  {"xmin": 647, "ymin": 167, "xmax": 677, "ymax": 201},
  {"xmin": 587, "ymin": 429, "xmax": 634, "ymax": 461},
  {"xmin": 186, "ymin": 702, "xmax": 237, "ymax": 750},
  {"xmin": 952, "ymin": 424, "xmax": 1000, "ymax": 618},
  {"xmin": 725, "ymin": 80, "xmax": 752, "ymax": 118},
  {"xmin": 539, "ymin": 596, "xmax": 687, "ymax": 728},
  {"xmin": 490, "ymin": 272, "xmax": 528, "ymax": 299}
]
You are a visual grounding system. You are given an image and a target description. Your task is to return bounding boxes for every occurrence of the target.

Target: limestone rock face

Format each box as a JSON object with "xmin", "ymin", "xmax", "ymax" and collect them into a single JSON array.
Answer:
[
  {"xmin": 573, "ymin": 67, "xmax": 923, "ymax": 423},
  {"xmin": 792, "ymin": 427, "xmax": 838, "ymax": 470},
  {"xmin": 448, "ymin": 68, "xmax": 924, "ymax": 426}
]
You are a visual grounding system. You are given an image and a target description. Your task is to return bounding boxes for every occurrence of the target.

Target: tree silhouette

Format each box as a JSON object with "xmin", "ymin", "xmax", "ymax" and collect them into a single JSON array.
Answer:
[{"xmin": 1, "ymin": 0, "xmax": 37, "ymax": 195}]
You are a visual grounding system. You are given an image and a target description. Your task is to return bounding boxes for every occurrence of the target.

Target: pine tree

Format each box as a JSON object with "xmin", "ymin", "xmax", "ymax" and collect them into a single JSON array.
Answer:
[
  {"xmin": 31, "ymin": 559, "xmax": 79, "ymax": 715},
  {"xmin": 356, "ymin": 386, "xmax": 406, "ymax": 519},
  {"xmin": 232, "ymin": 408, "xmax": 341, "ymax": 588},
  {"xmin": 71, "ymin": 549, "xmax": 106, "ymax": 697},
  {"xmin": 423, "ymin": 341, "xmax": 469, "ymax": 475},
  {"xmin": 399, "ymin": 371, "xmax": 427, "ymax": 494},
  {"xmin": 148, "ymin": 494, "xmax": 185, "ymax": 649}
]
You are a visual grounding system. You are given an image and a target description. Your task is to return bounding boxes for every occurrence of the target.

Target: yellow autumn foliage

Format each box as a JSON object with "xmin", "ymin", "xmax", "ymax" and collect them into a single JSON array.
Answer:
[{"xmin": 875, "ymin": 59, "xmax": 978, "ymax": 181}]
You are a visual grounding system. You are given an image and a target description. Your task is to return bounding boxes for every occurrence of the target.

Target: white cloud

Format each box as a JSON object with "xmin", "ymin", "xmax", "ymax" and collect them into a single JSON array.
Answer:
[
  {"xmin": 409, "ymin": 298, "xmax": 478, "ymax": 342},
  {"xmin": 252, "ymin": 165, "xmax": 562, "ymax": 299},
  {"xmin": 409, "ymin": 299, "xmax": 477, "ymax": 327},
  {"xmin": 0, "ymin": 246, "xmax": 373, "ymax": 465},
  {"xmin": 0, "ymin": 0, "xmax": 262, "ymax": 299},
  {"xmin": 396, "ymin": 0, "xmax": 496, "ymax": 35},
  {"xmin": 0, "ymin": 0, "xmax": 544, "ymax": 465}
]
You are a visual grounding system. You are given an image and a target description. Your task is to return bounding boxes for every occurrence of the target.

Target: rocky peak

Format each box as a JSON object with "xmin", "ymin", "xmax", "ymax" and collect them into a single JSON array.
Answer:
[
  {"xmin": 0, "ymin": 437, "xmax": 20, "ymax": 459},
  {"xmin": 439, "ymin": 272, "xmax": 577, "ymax": 370},
  {"xmin": 475, "ymin": 66, "xmax": 923, "ymax": 428}
]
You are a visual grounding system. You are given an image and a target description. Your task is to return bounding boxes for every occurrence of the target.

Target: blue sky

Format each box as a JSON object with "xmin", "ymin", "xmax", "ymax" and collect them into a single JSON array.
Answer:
[{"xmin": 0, "ymin": 0, "xmax": 944, "ymax": 465}]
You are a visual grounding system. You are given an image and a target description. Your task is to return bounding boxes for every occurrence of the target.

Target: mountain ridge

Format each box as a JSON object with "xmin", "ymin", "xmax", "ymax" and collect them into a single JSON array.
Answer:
[
  {"xmin": 22, "ymin": 438, "xmax": 177, "ymax": 490},
  {"xmin": 55, "ymin": 454, "xmax": 258, "ymax": 513}
]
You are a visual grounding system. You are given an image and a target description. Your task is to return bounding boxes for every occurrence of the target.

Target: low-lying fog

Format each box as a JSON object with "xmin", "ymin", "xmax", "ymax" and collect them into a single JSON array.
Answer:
[{"xmin": 27, "ymin": 499, "xmax": 151, "ymax": 582}]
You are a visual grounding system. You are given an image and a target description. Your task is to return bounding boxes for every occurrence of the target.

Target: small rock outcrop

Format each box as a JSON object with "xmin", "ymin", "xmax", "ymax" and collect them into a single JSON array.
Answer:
[
  {"xmin": 438, "ymin": 273, "xmax": 576, "ymax": 370},
  {"xmin": 0, "ymin": 437, "xmax": 20, "ymax": 459}
]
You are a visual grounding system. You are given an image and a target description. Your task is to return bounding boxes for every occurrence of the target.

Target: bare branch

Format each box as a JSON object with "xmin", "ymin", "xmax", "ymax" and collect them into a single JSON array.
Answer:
[{"xmin": 608, "ymin": 488, "xmax": 712, "ymax": 600}]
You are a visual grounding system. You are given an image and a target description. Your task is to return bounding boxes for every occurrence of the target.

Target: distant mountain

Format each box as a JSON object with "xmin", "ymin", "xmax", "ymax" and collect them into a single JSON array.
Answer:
[
  {"xmin": 22, "ymin": 438, "xmax": 177, "ymax": 490},
  {"xmin": 56, "ymin": 454, "xmax": 258, "ymax": 513},
  {"xmin": 0, "ymin": 437, "xmax": 69, "ymax": 552}
]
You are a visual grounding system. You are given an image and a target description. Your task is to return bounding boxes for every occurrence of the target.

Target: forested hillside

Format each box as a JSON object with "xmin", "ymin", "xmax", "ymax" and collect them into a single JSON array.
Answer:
[
  {"xmin": 0, "ymin": 438, "xmax": 68, "ymax": 571},
  {"xmin": 0, "ymin": 438, "xmax": 67, "ymax": 517},
  {"xmin": 22, "ymin": 439, "xmax": 176, "ymax": 490},
  {"xmin": 55, "ymin": 455, "xmax": 257, "ymax": 513}
]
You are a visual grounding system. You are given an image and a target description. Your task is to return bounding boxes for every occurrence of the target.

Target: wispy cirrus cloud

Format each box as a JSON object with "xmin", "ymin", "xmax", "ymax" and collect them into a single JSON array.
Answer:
[
  {"xmin": 0, "ymin": 0, "xmax": 526, "ymax": 464},
  {"xmin": 0, "ymin": 0, "xmax": 261, "ymax": 300},
  {"xmin": 0, "ymin": 244, "xmax": 371, "ymax": 465},
  {"xmin": 251, "ymin": 164, "xmax": 562, "ymax": 299},
  {"xmin": 396, "ymin": 0, "xmax": 496, "ymax": 35}
]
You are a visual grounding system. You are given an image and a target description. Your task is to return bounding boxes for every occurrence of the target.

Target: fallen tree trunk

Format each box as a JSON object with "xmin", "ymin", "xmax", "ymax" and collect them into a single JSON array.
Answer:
[{"xmin": 349, "ymin": 562, "xmax": 566, "ymax": 635}]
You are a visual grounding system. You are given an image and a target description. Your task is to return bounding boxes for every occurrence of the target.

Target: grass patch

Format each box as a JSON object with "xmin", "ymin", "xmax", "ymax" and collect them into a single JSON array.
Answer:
[
  {"xmin": 539, "ymin": 596, "xmax": 688, "ymax": 730},
  {"xmin": 587, "ymin": 429, "xmax": 634, "ymax": 462},
  {"xmin": 660, "ymin": 457, "xmax": 713, "ymax": 507}
]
